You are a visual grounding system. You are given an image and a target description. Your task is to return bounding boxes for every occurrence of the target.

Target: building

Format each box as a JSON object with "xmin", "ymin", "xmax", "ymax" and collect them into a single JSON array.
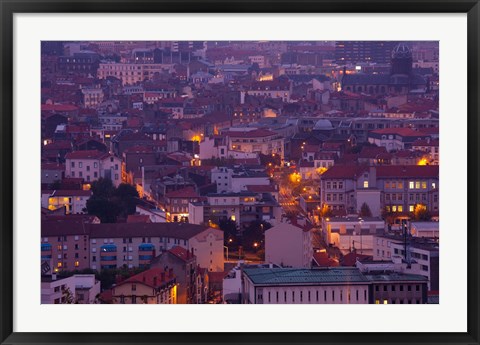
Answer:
[
  {"xmin": 341, "ymin": 43, "xmax": 427, "ymax": 95},
  {"xmin": 372, "ymin": 234, "xmax": 439, "ymax": 290},
  {"xmin": 150, "ymin": 246, "xmax": 201, "ymax": 304},
  {"xmin": 164, "ymin": 187, "xmax": 201, "ymax": 223},
  {"xmin": 242, "ymin": 267, "xmax": 370, "ymax": 304},
  {"xmin": 211, "ymin": 166, "xmax": 270, "ymax": 193},
  {"xmin": 241, "ymin": 79, "xmax": 292, "ymax": 103},
  {"xmin": 368, "ymin": 128, "xmax": 431, "ymax": 152},
  {"xmin": 41, "ymin": 163, "xmax": 65, "ymax": 185},
  {"xmin": 41, "ymin": 189, "xmax": 92, "ymax": 214},
  {"xmin": 224, "ymin": 128, "xmax": 285, "ymax": 159},
  {"xmin": 242, "ymin": 267, "xmax": 429, "ymax": 304},
  {"xmin": 264, "ymin": 222, "xmax": 313, "ymax": 268},
  {"xmin": 97, "ymin": 62, "xmax": 174, "ymax": 85},
  {"xmin": 110, "ymin": 267, "xmax": 177, "ymax": 304},
  {"xmin": 188, "ymin": 191, "xmax": 281, "ymax": 228},
  {"xmin": 64, "ymin": 150, "xmax": 123, "ymax": 186},
  {"xmin": 319, "ymin": 165, "xmax": 439, "ymax": 217},
  {"xmin": 364, "ymin": 272, "xmax": 428, "ymax": 304},
  {"xmin": 88, "ymin": 223, "xmax": 224, "ymax": 272},
  {"xmin": 335, "ymin": 41, "xmax": 397, "ymax": 64},
  {"xmin": 412, "ymin": 139, "xmax": 439, "ymax": 165},
  {"xmin": 41, "ymin": 274, "xmax": 100, "ymax": 304},
  {"xmin": 322, "ymin": 216, "xmax": 385, "ymax": 255}
]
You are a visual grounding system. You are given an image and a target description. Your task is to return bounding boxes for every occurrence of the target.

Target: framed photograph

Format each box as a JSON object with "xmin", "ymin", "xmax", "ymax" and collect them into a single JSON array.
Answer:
[{"xmin": 1, "ymin": 1, "xmax": 479, "ymax": 344}]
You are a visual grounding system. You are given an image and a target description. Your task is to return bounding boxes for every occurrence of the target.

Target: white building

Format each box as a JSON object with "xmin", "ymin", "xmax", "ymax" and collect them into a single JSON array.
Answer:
[
  {"xmin": 211, "ymin": 167, "xmax": 270, "ymax": 193},
  {"xmin": 64, "ymin": 150, "xmax": 122, "ymax": 186},
  {"xmin": 97, "ymin": 62, "xmax": 174, "ymax": 85},
  {"xmin": 322, "ymin": 216, "xmax": 385, "ymax": 256},
  {"xmin": 265, "ymin": 222, "xmax": 313, "ymax": 268},
  {"xmin": 242, "ymin": 267, "xmax": 370, "ymax": 304},
  {"xmin": 41, "ymin": 274, "xmax": 100, "ymax": 304},
  {"xmin": 41, "ymin": 190, "xmax": 92, "ymax": 214},
  {"xmin": 224, "ymin": 128, "xmax": 285, "ymax": 160},
  {"xmin": 135, "ymin": 205, "xmax": 167, "ymax": 223}
]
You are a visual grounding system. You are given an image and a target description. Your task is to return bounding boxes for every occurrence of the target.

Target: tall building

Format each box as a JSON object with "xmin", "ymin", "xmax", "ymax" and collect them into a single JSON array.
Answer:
[{"xmin": 335, "ymin": 41, "xmax": 398, "ymax": 64}]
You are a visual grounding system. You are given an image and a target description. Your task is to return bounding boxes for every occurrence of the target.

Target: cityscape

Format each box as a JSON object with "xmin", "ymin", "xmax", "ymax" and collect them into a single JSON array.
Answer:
[{"xmin": 40, "ymin": 40, "xmax": 439, "ymax": 305}]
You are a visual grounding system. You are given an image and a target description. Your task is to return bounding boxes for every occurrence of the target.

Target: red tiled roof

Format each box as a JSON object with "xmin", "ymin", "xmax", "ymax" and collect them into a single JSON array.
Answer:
[
  {"xmin": 412, "ymin": 139, "xmax": 439, "ymax": 147},
  {"xmin": 43, "ymin": 141, "xmax": 72, "ymax": 150},
  {"xmin": 41, "ymin": 104, "xmax": 78, "ymax": 112},
  {"xmin": 313, "ymin": 252, "xmax": 340, "ymax": 267},
  {"xmin": 46, "ymin": 190, "xmax": 92, "ymax": 197},
  {"xmin": 165, "ymin": 187, "xmax": 199, "ymax": 198},
  {"xmin": 168, "ymin": 246, "xmax": 195, "ymax": 262},
  {"xmin": 370, "ymin": 128, "xmax": 428, "ymax": 137},
  {"xmin": 341, "ymin": 251, "xmax": 372, "ymax": 266},
  {"xmin": 376, "ymin": 165, "xmax": 438, "ymax": 178},
  {"xmin": 64, "ymin": 150, "xmax": 109, "ymax": 160},
  {"xmin": 321, "ymin": 165, "xmax": 368, "ymax": 179},
  {"xmin": 126, "ymin": 214, "xmax": 151, "ymax": 223},
  {"xmin": 41, "ymin": 163, "xmax": 65, "ymax": 170},
  {"xmin": 224, "ymin": 129, "xmax": 277, "ymax": 138},
  {"xmin": 121, "ymin": 267, "xmax": 175, "ymax": 289},
  {"xmin": 123, "ymin": 145, "xmax": 154, "ymax": 154},
  {"xmin": 246, "ymin": 184, "xmax": 277, "ymax": 193}
]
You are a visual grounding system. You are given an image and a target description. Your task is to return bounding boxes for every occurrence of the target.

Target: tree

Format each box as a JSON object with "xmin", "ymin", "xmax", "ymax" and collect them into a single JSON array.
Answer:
[
  {"xmin": 359, "ymin": 202, "xmax": 372, "ymax": 217},
  {"xmin": 413, "ymin": 204, "xmax": 431, "ymax": 221},
  {"xmin": 62, "ymin": 287, "xmax": 76, "ymax": 304},
  {"xmin": 242, "ymin": 221, "xmax": 271, "ymax": 250},
  {"xmin": 218, "ymin": 218, "xmax": 238, "ymax": 245},
  {"xmin": 319, "ymin": 205, "xmax": 333, "ymax": 218},
  {"xmin": 86, "ymin": 179, "xmax": 139, "ymax": 223}
]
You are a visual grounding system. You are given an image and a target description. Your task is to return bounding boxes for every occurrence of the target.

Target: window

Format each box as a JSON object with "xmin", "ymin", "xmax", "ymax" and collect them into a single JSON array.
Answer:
[
  {"xmin": 94, "ymin": 162, "xmax": 98, "ymax": 168},
  {"xmin": 79, "ymin": 162, "xmax": 83, "ymax": 168},
  {"xmin": 292, "ymin": 291, "xmax": 295, "ymax": 302},
  {"xmin": 416, "ymin": 285, "xmax": 420, "ymax": 291},
  {"xmin": 415, "ymin": 181, "xmax": 420, "ymax": 189},
  {"xmin": 409, "ymin": 181, "xmax": 414, "ymax": 189},
  {"xmin": 363, "ymin": 181, "xmax": 369, "ymax": 188},
  {"xmin": 409, "ymin": 205, "xmax": 414, "ymax": 212},
  {"xmin": 132, "ymin": 284, "xmax": 137, "ymax": 291},
  {"xmin": 400, "ymin": 285, "xmax": 404, "ymax": 291}
]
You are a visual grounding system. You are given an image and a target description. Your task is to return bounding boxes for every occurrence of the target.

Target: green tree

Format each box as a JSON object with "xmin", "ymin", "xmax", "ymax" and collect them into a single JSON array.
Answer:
[
  {"xmin": 218, "ymin": 218, "xmax": 238, "ymax": 245},
  {"xmin": 242, "ymin": 221, "xmax": 271, "ymax": 250},
  {"xmin": 86, "ymin": 179, "xmax": 139, "ymax": 223},
  {"xmin": 359, "ymin": 202, "xmax": 372, "ymax": 217},
  {"xmin": 413, "ymin": 204, "xmax": 431, "ymax": 221}
]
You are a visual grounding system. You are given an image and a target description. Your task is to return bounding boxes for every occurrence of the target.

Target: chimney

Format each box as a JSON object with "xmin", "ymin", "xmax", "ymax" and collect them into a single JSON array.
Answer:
[
  {"xmin": 160, "ymin": 272, "xmax": 166, "ymax": 282},
  {"xmin": 51, "ymin": 273, "xmax": 57, "ymax": 281}
]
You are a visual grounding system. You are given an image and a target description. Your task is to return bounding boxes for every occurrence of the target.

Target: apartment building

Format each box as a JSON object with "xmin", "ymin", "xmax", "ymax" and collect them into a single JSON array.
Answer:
[
  {"xmin": 319, "ymin": 165, "xmax": 439, "ymax": 217},
  {"xmin": 224, "ymin": 128, "xmax": 285, "ymax": 160},
  {"xmin": 64, "ymin": 150, "xmax": 122, "ymax": 186},
  {"xmin": 265, "ymin": 222, "xmax": 313, "ymax": 268}
]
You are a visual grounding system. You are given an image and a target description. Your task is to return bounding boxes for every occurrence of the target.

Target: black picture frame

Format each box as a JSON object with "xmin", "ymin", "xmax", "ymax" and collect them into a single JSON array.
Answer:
[{"xmin": 1, "ymin": 1, "xmax": 479, "ymax": 344}]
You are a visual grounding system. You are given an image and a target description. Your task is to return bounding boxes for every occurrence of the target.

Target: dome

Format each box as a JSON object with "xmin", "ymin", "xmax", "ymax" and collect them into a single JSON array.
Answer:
[
  {"xmin": 313, "ymin": 119, "xmax": 333, "ymax": 130},
  {"xmin": 392, "ymin": 43, "xmax": 412, "ymax": 59}
]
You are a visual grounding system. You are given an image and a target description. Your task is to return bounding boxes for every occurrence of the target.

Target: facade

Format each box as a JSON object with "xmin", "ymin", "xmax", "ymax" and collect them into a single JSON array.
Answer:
[
  {"xmin": 372, "ymin": 234, "xmax": 439, "ymax": 290},
  {"xmin": 111, "ymin": 267, "xmax": 177, "ymax": 304},
  {"xmin": 322, "ymin": 217, "xmax": 385, "ymax": 255},
  {"xmin": 89, "ymin": 223, "xmax": 224, "ymax": 272},
  {"xmin": 224, "ymin": 129, "xmax": 285, "ymax": 160},
  {"xmin": 264, "ymin": 222, "xmax": 313, "ymax": 268},
  {"xmin": 412, "ymin": 139, "xmax": 439, "ymax": 165},
  {"xmin": 189, "ymin": 191, "xmax": 281, "ymax": 228},
  {"xmin": 41, "ymin": 163, "xmax": 65, "ymax": 185},
  {"xmin": 242, "ymin": 267, "xmax": 370, "ymax": 304},
  {"xmin": 150, "ymin": 246, "xmax": 200, "ymax": 304},
  {"xmin": 320, "ymin": 165, "xmax": 439, "ymax": 217},
  {"xmin": 164, "ymin": 187, "xmax": 201, "ymax": 223},
  {"xmin": 97, "ymin": 62, "xmax": 174, "ymax": 85},
  {"xmin": 368, "ymin": 128, "xmax": 431, "ymax": 152},
  {"xmin": 41, "ymin": 274, "xmax": 100, "ymax": 304},
  {"xmin": 64, "ymin": 150, "xmax": 122, "ymax": 186},
  {"xmin": 242, "ymin": 267, "xmax": 429, "ymax": 304},
  {"xmin": 211, "ymin": 166, "xmax": 270, "ymax": 193},
  {"xmin": 41, "ymin": 221, "xmax": 224, "ymax": 273},
  {"xmin": 41, "ymin": 190, "xmax": 92, "ymax": 215}
]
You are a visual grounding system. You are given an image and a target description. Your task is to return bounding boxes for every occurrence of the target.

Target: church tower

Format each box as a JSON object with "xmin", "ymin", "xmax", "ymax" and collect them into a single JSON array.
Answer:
[{"xmin": 390, "ymin": 43, "xmax": 412, "ymax": 76}]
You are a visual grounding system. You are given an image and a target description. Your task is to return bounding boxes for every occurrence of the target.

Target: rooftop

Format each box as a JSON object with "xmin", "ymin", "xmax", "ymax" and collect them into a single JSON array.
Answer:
[{"xmin": 243, "ymin": 267, "xmax": 370, "ymax": 285}]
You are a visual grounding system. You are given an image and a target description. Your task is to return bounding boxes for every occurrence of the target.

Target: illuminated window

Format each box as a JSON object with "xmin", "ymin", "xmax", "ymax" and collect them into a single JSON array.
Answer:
[
  {"xmin": 383, "ymin": 300, "xmax": 388, "ymax": 304},
  {"xmin": 398, "ymin": 182, "xmax": 403, "ymax": 189},
  {"xmin": 409, "ymin": 205, "xmax": 414, "ymax": 212},
  {"xmin": 398, "ymin": 206, "xmax": 403, "ymax": 212},
  {"xmin": 421, "ymin": 181, "xmax": 427, "ymax": 189},
  {"xmin": 375, "ymin": 300, "xmax": 380, "ymax": 304},
  {"xmin": 57, "ymin": 262, "xmax": 62, "ymax": 268},
  {"xmin": 409, "ymin": 181, "xmax": 414, "ymax": 189},
  {"xmin": 74, "ymin": 261, "xmax": 79, "ymax": 267},
  {"xmin": 432, "ymin": 182, "xmax": 436, "ymax": 189},
  {"xmin": 415, "ymin": 181, "xmax": 420, "ymax": 189},
  {"xmin": 392, "ymin": 206, "xmax": 397, "ymax": 212},
  {"xmin": 363, "ymin": 181, "xmax": 369, "ymax": 188}
]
